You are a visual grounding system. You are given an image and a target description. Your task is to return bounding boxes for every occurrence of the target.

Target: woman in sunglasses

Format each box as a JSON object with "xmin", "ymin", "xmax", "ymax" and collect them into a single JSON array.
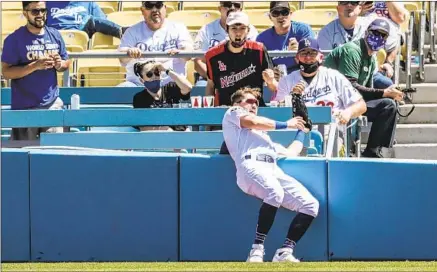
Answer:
[{"xmin": 256, "ymin": 1, "xmax": 315, "ymax": 75}]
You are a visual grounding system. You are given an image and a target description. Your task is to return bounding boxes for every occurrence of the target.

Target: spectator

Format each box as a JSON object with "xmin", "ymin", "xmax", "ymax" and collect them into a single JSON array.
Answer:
[
  {"xmin": 1, "ymin": 1, "xmax": 70, "ymax": 141},
  {"xmin": 46, "ymin": 1, "xmax": 126, "ymax": 38},
  {"xmin": 193, "ymin": 2, "xmax": 258, "ymax": 87},
  {"xmin": 361, "ymin": 1, "xmax": 408, "ymax": 88},
  {"xmin": 132, "ymin": 60, "xmax": 192, "ymax": 131},
  {"xmin": 256, "ymin": 1, "xmax": 314, "ymax": 74},
  {"xmin": 117, "ymin": 1, "xmax": 193, "ymax": 102},
  {"xmin": 205, "ymin": 11, "xmax": 276, "ymax": 107},
  {"xmin": 317, "ymin": 1, "xmax": 367, "ymax": 50},
  {"xmin": 324, "ymin": 19, "xmax": 404, "ymax": 158}
]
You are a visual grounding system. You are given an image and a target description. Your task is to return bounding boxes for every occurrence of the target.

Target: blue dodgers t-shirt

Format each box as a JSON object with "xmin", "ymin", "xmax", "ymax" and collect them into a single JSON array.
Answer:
[
  {"xmin": 47, "ymin": 1, "xmax": 106, "ymax": 31},
  {"xmin": 256, "ymin": 21, "xmax": 314, "ymax": 73},
  {"xmin": 1, "ymin": 26, "xmax": 68, "ymax": 110}
]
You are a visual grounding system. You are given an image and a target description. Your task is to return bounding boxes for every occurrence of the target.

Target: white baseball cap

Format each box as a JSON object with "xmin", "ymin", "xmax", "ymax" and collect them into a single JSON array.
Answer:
[{"xmin": 226, "ymin": 11, "xmax": 250, "ymax": 26}]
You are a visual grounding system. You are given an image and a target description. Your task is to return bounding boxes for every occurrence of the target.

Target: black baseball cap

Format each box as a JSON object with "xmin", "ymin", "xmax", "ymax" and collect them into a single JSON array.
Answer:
[
  {"xmin": 270, "ymin": 1, "xmax": 290, "ymax": 11},
  {"xmin": 142, "ymin": 1, "xmax": 164, "ymax": 7}
]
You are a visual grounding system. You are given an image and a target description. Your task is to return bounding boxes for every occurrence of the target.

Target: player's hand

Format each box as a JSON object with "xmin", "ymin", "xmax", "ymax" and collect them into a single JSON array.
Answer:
[
  {"xmin": 51, "ymin": 53, "xmax": 63, "ymax": 70},
  {"xmin": 333, "ymin": 110, "xmax": 352, "ymax": 125},
  {"xmin": 33, "ymin": 57, "xmax": 55, "ymax": 70},
  {"xmin": 154, "ymin": 62, "xmax": 167, "ymax": 72},
  {"xmin": 288, "ymin": 38, "xmax": 298, "ymax": 51},
  {"xmin": 286, "ymin": 116, "xmax": 306, "ymax": 131},
  {"xmin": 262, "ymin": 69, "xmax": 275, "ymax": 84},
  {"xmin": 383, "ymin": 86, "xmax": 403, "ymax": 101},
  {"xmin": 381, "ymin": 63, "xmax": 394, "ymax": 78},
  {"xmin": 360, "ymin": 2, "xmax": 374, "ymax": 15},
  {"xmin": 127, "ymin": 48, "xmax": 143, "ymax": 58},
  {"xmin": 291, "ymin": 81, "xmax": 306, "ymax": 95}
]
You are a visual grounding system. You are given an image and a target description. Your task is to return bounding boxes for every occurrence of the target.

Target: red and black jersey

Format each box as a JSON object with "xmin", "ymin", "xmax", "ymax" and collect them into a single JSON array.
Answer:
[{"xmin": 205, "ymin": 40, "xmax": 273, "ymax": 106}]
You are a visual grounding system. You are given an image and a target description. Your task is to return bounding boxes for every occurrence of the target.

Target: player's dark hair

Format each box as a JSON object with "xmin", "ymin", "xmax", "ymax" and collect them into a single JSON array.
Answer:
[
  {"xmin": 22, "ymin": 1, "xmax": 41, "ymax": 10},
  {"xmin": 231, "ymin": 87, "xmax": 261, "ymax": 105}
]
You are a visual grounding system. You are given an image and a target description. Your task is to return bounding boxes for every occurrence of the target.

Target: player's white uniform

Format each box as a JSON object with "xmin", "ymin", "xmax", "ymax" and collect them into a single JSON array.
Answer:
[
  {"xmin": 274, "ymin": 66, "xmax": 363, "ymax": 111},
  {"xmin": 118, "ymin": 20, "xmax": 193, "ymax": 87},
  {"xmin": 222, "ymin": 106, "xmax": 319, "ymax": 217},
  {"xmin": 194, "ymin": 19, "xmax": 258, "ymax": 51}
]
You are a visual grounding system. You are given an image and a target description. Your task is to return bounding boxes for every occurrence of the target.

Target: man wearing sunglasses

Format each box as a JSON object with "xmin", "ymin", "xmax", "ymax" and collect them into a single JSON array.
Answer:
[
  {"xmin": 222, "ymin": 87, "xmax": 319, "ymax": 263},
  {"xmin": 1, "ymin": 1, "xmax": 70, "ymax": 141},
  {"xmin": 205, "ymin": 12, "xmax": 275, "ymax": 107},
  {"xmin": 256, "ymin": 1, "xmax": 315, "ymax": 75},
  {"xmin": 117, "ymin": 1, "xmax": 193, "ymax": 98},
  {"xmin": 324, "ymin": 19, "xmax": 403, "ymax": 158},
  {"xmin": 193, "ymin": 2, "xmax": 258, "ymax": 87},
  {"xmin": 46, "ymin": 1, "xmax": 126, "ymax": 39}
]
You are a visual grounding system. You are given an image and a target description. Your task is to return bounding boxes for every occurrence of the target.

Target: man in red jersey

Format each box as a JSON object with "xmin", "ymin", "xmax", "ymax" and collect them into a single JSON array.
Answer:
[{"xmin": 205, "ymin": 11, "xmax": 277, "ymax": 107}]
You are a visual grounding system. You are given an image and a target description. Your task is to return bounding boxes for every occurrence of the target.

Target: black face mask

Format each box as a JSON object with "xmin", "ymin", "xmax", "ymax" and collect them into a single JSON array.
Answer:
[
  {"xmin": 230, "ymin": 37, "xmax": 246, "ymax": 48},
  {"xmin": 299, "ymin": 62, "xmax": 320, "ymax": 74}
]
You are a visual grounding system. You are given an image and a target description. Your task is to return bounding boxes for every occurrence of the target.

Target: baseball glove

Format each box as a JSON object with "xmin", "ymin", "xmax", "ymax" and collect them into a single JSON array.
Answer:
[{"xmin": 292, "ymin": 94, "xmax": 312, "ymax": 130}]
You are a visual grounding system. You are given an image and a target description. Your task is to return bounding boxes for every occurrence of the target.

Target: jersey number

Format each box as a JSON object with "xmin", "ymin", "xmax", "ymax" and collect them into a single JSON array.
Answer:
[{"xmin": 316, "ymin": 101, "xmax": 334, "ymax": 107}]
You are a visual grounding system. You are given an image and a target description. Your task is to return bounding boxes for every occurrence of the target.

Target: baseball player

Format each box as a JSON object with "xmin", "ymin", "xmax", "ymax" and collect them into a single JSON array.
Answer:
[
  {"xmin": 273, "ymin": 38, "xmax": 367, "ymax": 123},
  {"xmin": 222, "ymin": 87, "xmax": 319, "ymax": 263}
]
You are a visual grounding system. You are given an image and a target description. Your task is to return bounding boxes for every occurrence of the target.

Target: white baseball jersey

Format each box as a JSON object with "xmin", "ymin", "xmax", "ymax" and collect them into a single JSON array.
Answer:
[
  {"xmin": 119, "ymin": 20, "xmax": 193, "ymax": 86},
  {"xmin": 222, "ymin": 106, "xmax": 279, "ymax": 165},
  {"xmin": 317, "ymin": 17, "xmax": 369, "ymax": 51},
  {"xmin": 194, "ymin": 19, "xmax": 258, "ymax": 51},
  {"xmin": 275, "ymin": 66, "xmax": 363, "ymax": 111}
]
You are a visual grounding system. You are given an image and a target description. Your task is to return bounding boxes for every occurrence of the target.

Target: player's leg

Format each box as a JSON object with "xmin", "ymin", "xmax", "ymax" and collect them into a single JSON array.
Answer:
[
  {"xmin": 271, "ymin": 168, "xmax": 319, "ymax": 262},
  {"xmin": 237, "ymin": 161, "xmax": 285, "ymax": 262}
]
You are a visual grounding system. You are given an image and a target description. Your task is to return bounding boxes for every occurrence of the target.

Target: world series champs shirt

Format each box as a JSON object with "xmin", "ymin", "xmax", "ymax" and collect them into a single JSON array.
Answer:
[{"xmin": 205, "ymin": 40, "xmax": 273, "ymax": 106}]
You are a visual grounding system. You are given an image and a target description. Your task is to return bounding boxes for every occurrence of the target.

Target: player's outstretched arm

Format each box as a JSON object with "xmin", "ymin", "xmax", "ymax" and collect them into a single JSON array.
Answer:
[
  {"xmin": 240, "ymin": 115, "xmax": 306, "ymax": 131},
  {"xmin": 274, "ymin": 130, "xmax": 307, "ymax": 157}
]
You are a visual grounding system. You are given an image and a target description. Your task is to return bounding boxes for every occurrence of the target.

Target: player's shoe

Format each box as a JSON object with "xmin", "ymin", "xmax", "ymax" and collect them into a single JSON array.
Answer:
[
  {"xmin": 272, "ymin": 247, "xmax": 300, "ymax": 263},
  {"xmin": 246, "ymin": 244, "xmax": 265, "ymax": 263}
]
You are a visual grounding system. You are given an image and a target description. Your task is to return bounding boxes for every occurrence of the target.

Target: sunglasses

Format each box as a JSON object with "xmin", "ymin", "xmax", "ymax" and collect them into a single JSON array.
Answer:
[
  {"xmin": 143, "ymin": 2, "xmax": 164, "ymax": 10},
  {"xmin": 145, "ymin": 69, "xmax": 161, "ymax": 78},
  {"xmin": 241, "ymin": 98, "xmax": 259, "ymax": 106},
  {"xmin": 26, "ymin": 8, "xmax": 47, "ymax": 16},
  {"xmin": 271, "ymin": 8, "xmax": 290, "ymax": 17},
  {"xmin": 221, "ymin": 2, "xmax": 242, "ymax": 9},
  {"xmin": 339, "ymin": 1, "xmax": 360, "ymax": 6},
  {"xmin": 369, "ymin": 29, "xmax": 388, "ymax": 39}
]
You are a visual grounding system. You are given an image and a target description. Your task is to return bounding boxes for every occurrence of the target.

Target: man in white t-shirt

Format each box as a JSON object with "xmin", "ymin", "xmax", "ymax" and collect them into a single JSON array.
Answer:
[
  {"xmin": 118, "ymin": 1, "xmax": 193, "ymax": 89},
  {"xmin": 193, "ymin": 2, "xmax": 258, "ymax": 86}
]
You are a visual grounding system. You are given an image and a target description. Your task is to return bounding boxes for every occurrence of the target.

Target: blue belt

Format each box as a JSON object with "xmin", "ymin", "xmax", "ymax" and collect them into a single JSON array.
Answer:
[{"xmin": 244, "ymin": 154, "xmax": 275, "ymax": 163}]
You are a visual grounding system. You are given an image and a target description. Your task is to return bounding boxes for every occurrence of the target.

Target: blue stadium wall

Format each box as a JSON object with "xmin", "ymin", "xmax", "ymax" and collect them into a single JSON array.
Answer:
[{"xmin": 2, "ymin": 149, "xmax": 437, "ymax": 262}]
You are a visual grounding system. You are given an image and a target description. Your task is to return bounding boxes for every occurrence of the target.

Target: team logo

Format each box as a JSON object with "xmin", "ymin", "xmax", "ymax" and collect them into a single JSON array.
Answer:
[
  {"xmin": 218, "ymin": 61, "xmax": 227, "ymax": 72},
  {"xmin": 363, "ymin": 66, "xmax": 369, "ymax": 72},
  {"xmin": 304, "ymin": 39, "xmax": 311, "ymax": 47}
]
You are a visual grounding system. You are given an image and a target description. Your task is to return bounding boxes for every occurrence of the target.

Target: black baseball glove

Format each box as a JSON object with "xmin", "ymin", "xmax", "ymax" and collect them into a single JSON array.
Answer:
[{"xmin": 292, "ymin": 93, "xmax": 312, "ymax": 130}]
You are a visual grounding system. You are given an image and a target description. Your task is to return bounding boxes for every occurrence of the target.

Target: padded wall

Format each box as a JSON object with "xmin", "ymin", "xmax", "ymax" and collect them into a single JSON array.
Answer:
[
  {"xmin": 1, "ymin": 149, "xmax": 30, "ymax": 261},
  {"xmin": 328, "ymin": 158, "xmax": 437, "ymax": 260},
  {"xmin": 29, "ymin": 150, "xmax": 179, "ymax": 261},
  {"xmin": 179, "ymin": 155, "xmax": 328, "ymax": 261}
]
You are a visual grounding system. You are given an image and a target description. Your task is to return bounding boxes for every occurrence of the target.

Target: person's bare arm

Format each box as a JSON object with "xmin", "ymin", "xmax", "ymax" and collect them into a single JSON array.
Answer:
[
  {"xmin": 2, "ymin": 58, "xmax": 52, "ymax": 80},
  {"xmin": 262, "ymin": 68, "xmax": 279, "ymax": 92},
  {"xmin": 167, "ymin": 69, "xmax": 192, "ymax": 95},
  {"xmin": 386, "ymin": 2, "xmax": 408, "ymax": 25},
  {"xmin": 118, "ymin": 47, "xmax": 142, "ymax": 66},
  {"xmin": 205, "ymin": 79, "xmax": 215, "ymax": 96},
  {"xmin": 52, "ymin": 53, "xmax": 71, "ymax": 72},
  {"xmin": 240, "ymin": 114, "xmax": 306, "ymax": 131},
  {"xmin": 194, "ymin": 57, "xmax": 207, "ymax": 79}
]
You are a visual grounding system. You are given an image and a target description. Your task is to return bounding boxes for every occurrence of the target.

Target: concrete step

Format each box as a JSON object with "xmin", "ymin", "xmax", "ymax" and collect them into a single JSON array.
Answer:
[
  {"xmin": 398, "ymin": 104, "xmax": 437, "ymax": 124},
  {"xmin": 394, "ymin": 143, "xmax": 437, "ymax": 160},
  {"xmin": 399, "ymin": 64, "xmax": 437, "ymax": 84},
  {"xmin": 398, "ymin": 83, "xmax": 437, "ymax": 104},
  {"xmin": 360, "ymin": 124, "xmax": 437, "ymax": 145}
]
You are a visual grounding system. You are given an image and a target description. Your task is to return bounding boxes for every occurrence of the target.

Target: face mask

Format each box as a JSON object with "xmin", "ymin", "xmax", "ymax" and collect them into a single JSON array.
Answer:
[
  {"xmin": 299, "ymin": 62, "xmax": 320, "ymax": 74},
  {"xmin": 144, "ymin": 80, "xmax": 161, "ymax": 93},
  {"xmin": 366, "ymin": 33, "xmax": 386, "ymax": 51},
  {"xmin": 230, "ymin": 37, "xmax": 246, "ymax": 48}
]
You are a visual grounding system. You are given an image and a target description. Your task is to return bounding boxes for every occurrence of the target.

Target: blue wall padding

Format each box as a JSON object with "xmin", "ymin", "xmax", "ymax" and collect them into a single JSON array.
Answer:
[
  {"xmin": 179, "ymin": 155, "xmax": 328, "ymax": 261},
  {"xmin": 328, "ymin": 158, "xmax": 437, "ymax": 260},
  {"xmin": 29, "ymin": 150, "xmax": 179, "ymax": 262},
  {"xmin": 1, "ymin": 149, "xmax": 31, "ymax": 261}
]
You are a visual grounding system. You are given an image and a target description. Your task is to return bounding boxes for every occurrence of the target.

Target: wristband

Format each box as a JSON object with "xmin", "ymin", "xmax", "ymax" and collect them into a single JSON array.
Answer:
[
  {"xmin": 293, "ymin": 130, "xmax": 306, "ymax": 144},
  {"xmin": 275, "ymin": 121, "xmax": 288, "ymax": 130}
]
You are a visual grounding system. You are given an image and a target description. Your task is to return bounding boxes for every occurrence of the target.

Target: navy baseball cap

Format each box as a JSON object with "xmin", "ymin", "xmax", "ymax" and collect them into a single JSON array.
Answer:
[
  {"xmin": 298, "ymin": 38, "xmax": 320, "ymax": 52},
  {"xmin": 270, "ymin": 1, "xmax": 290, "ymax": 11},
  {"xmin": 367, "ymin": 18, "xmax": 390, "ymax": 34}
]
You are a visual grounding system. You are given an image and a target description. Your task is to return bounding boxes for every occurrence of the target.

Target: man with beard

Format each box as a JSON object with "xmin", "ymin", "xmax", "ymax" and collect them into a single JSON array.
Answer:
[
  {"xmin": 324, "ymin": 19, "xmax": 404, "ymax": 158},
  {"xmin": 256, "ymin": 1, "xmax": 314, "ymax": 74},
  {"xmin": 205, "ymin": 11, "xmax": 276, "ymax": 107},
  {"xmin": 1, "ymin": 1, "xmax": 70, "ymax": 141},
  {"xmin": 193, "ymin": 2, "xmax": 258, "ymax": 87},
  {"xmin": 117, "ymin": 1, "xmax": 193, "ymax": 105}
]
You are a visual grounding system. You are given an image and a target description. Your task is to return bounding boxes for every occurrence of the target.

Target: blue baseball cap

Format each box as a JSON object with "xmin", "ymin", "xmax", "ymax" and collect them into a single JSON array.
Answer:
[
  {"xmin": 367, "ymin": 18, "xmax": 390, "ymax": 35},
  {"xmin": 298, "ymin": 38, "xmax": 320, "ymax": 52}
]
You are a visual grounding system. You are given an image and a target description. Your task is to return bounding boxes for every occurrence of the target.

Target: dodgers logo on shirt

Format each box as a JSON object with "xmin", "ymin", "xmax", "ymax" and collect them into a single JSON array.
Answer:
[{"xmin": 218, "ymin": 61, "xmax": 227, "ymax": 72}]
